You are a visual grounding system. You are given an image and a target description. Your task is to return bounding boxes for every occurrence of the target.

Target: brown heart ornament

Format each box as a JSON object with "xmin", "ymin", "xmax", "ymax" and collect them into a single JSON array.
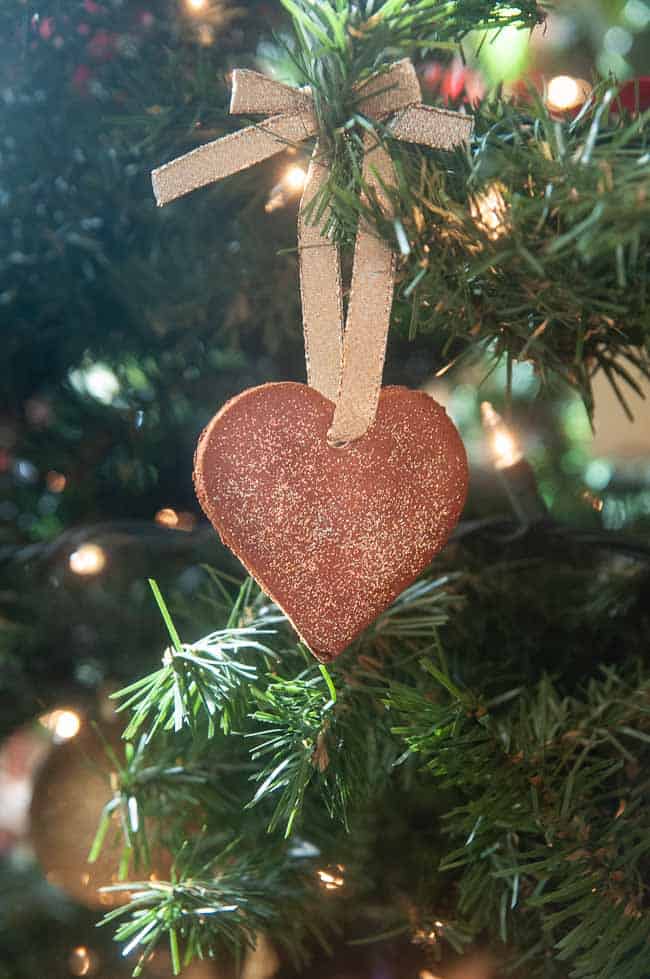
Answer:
[{"xmin": 194, "ymin": 383, "xmax": 468, "ymax": 661}]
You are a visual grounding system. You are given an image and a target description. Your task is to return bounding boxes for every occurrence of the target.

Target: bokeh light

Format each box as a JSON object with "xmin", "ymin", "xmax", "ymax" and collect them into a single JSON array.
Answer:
[
  {"xmin": 481, "ymin": 402, "xmax": 524, "ymax": 470},
  {"xmin": 46, "ymin": 470, "xmax": 67, "ymax": 493},
  {"xmin": 283, "ymin": 164, "xmax": 307, "ymax": 192},
  {"xmin": 546, "ymin": 75, "xmax": 592, "ymax": 111},
  {"xmin": 265, "ymin": 164, "xmax": 307, "ymax": 212},
  {"xmin": 40, "ymin": 709, "xmax": 82, "ymax": 742},
  {"xmin": 317, "ymin": 865, "xmax": 345, "ymax": 890},
  {"xmin": 470, "ymin": 182, "xmax": 509, "ymax": 240},
  {"xmin": 155, "ymin": 507, "xmax": 179, "ymax": 528},
  {"xmin": 69, "ymin": 362, "xmax": 121, "ymax": 405},
  {"xmin": 68, "ymin": 945, "xmax": 95, "ymax": 976},
  {"xmin": 69, "ymin": 543, "xmax": 107, "ymax": 576}
]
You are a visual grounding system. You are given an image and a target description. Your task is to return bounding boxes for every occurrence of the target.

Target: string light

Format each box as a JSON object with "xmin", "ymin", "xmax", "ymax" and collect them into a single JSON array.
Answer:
[
  {"xmin": 68, "ymin": 946, "xmax": 95, "ymax": 976},
  {"xmin": 46, "ymin": 470, "xmax": 67, "ymax": 492},
  {"xmin": 69, "ymin": 543, "xmax": 106, "ymax": 576},
  {"xmin": 546, "ymin": 75, "xmax": 592, "ymax": 113},
  {"xmin": 265, "ymin": 164, "xmax": 307, "ymax": 212},
  {"xmin": 470, "ymin": 182, "xmax": 509, "ymax": 240},
  {"xmin": 155, "ymin": 507, "xmax": 196, "ymax": 531},
  {"xmin": 185, "ymin": 0, "xmax": 207, "ymax": 11},
  {"xmin": 40, "ymin": 708, "xmax": 82, "ymax": 741},
  {"xmin": 413, "ymin": 920, "xmax": 445, "ymax": 946},
  {"xmin": 284, "ymin": 165, "xmax": 307, "ymax": 192},
  {"xmin": 480, "ymin": 402, "xmax": 523, "ymax": 470},
  {"xmin": 481, "ymin": 401, "xmax": 547, "ymax": 527},
  {"xmin": 317, "ymin": 864, "xmax": 345, "ymax": 890},
  {"xmin": 155, "ymin": 507, "xmax": 179, "ymax": 528}
]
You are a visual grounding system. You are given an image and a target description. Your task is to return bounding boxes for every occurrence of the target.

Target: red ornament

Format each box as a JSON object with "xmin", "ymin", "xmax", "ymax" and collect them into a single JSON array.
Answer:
[
  {"xmin": 194, "ymin": 383, "xmax": 468, "ymax": 661},
  {"xmin": 441, "ymin": 61, "xmax": 466, "ymax": 101},
  {"xmin": 86, "ymin": 29, "xmax": 115, "ymax": 61},
  {"xmin": 611, "ymin": 77, "xmax": 650, "ymax": 115},
  {"xmin": 71, "ymin": 64, "xmax": 93, "ymax": 96},
  {"xmin": 38, "ymin": 17, "xmax": 55, "ymax": 41}
]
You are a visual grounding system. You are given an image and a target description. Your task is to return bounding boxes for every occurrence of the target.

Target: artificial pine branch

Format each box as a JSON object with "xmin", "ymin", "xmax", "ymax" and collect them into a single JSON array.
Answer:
[
  {"xmin": 98, "ymin": 542, "xmax": 650, "ymax": 978},
  {"xmin": 247, "ymin": 667, "xmax": 343, "ymax": 835},
  {"xmin": 385, "ymin": 88, "xmax": 650, "ymax": 420},
  {"xmin": 102, "ymin": 842, "xmax": 337, "ymax": 976},
  {"xmin": 114, "ymin": 580, "xmax": 279, "ymax": 741},
  {"xmin": 389, "ymin": 661, "xmax": 650, "ymax": 978}
]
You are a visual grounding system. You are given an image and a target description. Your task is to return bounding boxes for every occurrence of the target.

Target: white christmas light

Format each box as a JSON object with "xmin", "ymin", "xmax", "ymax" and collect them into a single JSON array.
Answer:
[
  {"xmin": 69, "ymin": 362, "xmax": 120, "ymax": 405},
  {"xmin": 284, "ymin": 164, "xmax": 307, "ymax": 191},
  {"xmin": 185, "ymin": 0, "xmax": 207, "ymax": 10},
  {"xmin": 155, "ymin": 507, "xmax": 179, "ymax": 528},
  {"xmin": 470, "ymin": 182, "xmax": 509, "ymax": 240},
  {"xmin": 41, "ymin": 708, "xmax": 82, "ymax": 741},
  {"xmin": 481, "ymin": 402, "xmax": 523, "ymax": 470},
  {"xmin": 265, "ymin": 164, "xmax": 307, "ymax": 212},
  {"xmin": 317, "ymin": 865, "xmax": 345, "ymax": 890},
  {"xmin": 69, "ymin": 543, "xmax": 107, "ymax": 576},
  {"xmin": 546, "ymin": 75, "xmax": 592, "ymax": 112},
  {"xmin": 68, "ymin": 945, "xmax": 93, "ymax": 976}
]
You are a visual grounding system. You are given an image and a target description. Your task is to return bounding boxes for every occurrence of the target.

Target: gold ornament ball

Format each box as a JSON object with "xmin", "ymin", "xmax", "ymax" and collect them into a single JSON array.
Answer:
[{"xmin": 29, "ymin": 720, "xmax": 168, "ymax": 910}]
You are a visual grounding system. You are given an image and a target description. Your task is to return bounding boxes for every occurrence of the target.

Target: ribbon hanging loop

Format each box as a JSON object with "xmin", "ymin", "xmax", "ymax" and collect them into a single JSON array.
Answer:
[{"xmin": 151, "ymin": 60, "xmax": 473, "ymax": 441}]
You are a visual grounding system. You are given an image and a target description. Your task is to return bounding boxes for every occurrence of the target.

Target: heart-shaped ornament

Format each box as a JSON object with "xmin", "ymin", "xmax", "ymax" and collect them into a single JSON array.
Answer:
[{"xmin": 194, "ymin": 383, "xmax": 468, "ymax": 661}]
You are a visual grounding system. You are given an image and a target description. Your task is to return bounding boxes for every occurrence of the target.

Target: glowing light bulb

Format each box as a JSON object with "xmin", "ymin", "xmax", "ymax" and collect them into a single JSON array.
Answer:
[
  {"xmin": 69, "ymin": 362, "xmax": 120, "ymax": 405},
  {"xmin": 317, "ymin": 865, "xmax": 345, "ymax": 890},
  {"xmin": 185, "ymin": 0, "xmax": 207, "ymax": 10},
  {"xmin": 46, "ymin": 470, "xmax": 67, "ymax": 493},
  {"xmin": 68, "ymin": 946, "xmax": 93, "ymax": 976},
  {"xmin": 265, "ymin": 164, "xmax": 307, "ymax": 212},
  {"xmin": 155, "ymin": 507, "xmax": 179, "ymax": 528},
  {"xmin": 546, "ymin": 75, "xmax": 592, "ymax": 112},
  {"xmin": 480, "ymin": 402, "xmax": 523, "ymax": 470},
  {"xmin": 40, "ymin": 708, "xmax": 82, "ymax": 741},
  {"xmin": 284, "ymin": 164, "xmax": 307, "ymax": 192},
  {"xmin": 470, "ymin": 182, "xmax": 509, "ymax": 240},
  {"xmin": 69, "ymin": 543, "xmax": 106, "ymax": 576}
]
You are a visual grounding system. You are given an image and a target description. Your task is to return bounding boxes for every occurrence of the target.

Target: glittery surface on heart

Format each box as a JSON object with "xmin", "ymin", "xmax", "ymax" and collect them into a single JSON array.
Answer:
[{"xmin": 194, "ymin": 383, "xmax": 468, "ymax": 661}]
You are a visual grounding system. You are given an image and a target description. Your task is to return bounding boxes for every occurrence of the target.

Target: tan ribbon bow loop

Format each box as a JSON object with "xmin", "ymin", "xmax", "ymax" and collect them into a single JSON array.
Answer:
[
  {"xmin": 151, "ymin": 76, "xmax": 317, "ymax": 206},
  {"xmin": 151, "ymin": 60, "xmax": 473, "ymax": 442}
]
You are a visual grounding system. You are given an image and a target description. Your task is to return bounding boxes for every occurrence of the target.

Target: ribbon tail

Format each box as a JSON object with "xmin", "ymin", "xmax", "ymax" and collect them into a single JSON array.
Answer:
[
  {"xmin": 389, "ymin": 104, "xmax": 474, "ymax": 150},
  {"xmin": 328, "ymin": 137, "xmax": 396, "ymax": 445},
  {"xmin": 298, "ymin": 143, "xmax": 343, "ymax": 403},
  {"xmin": 230, "ymin": 68, "xmax": 313, "ymax": 116},
  {"xmin": 152, "ymin": 112, "xmax": 317, "ymax": 206}
]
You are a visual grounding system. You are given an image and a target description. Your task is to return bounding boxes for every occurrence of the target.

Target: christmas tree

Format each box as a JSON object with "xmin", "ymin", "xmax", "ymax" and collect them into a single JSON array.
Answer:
[{"xmin": 1, "ymin": 1, "xmax": 650, "ymax": 978}]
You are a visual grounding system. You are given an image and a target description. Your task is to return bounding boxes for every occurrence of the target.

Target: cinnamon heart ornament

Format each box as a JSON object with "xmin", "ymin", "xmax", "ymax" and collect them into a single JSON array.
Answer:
[{"xmin": 194, "ymin": 383, "xmax": 468, "ymax": 661}]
